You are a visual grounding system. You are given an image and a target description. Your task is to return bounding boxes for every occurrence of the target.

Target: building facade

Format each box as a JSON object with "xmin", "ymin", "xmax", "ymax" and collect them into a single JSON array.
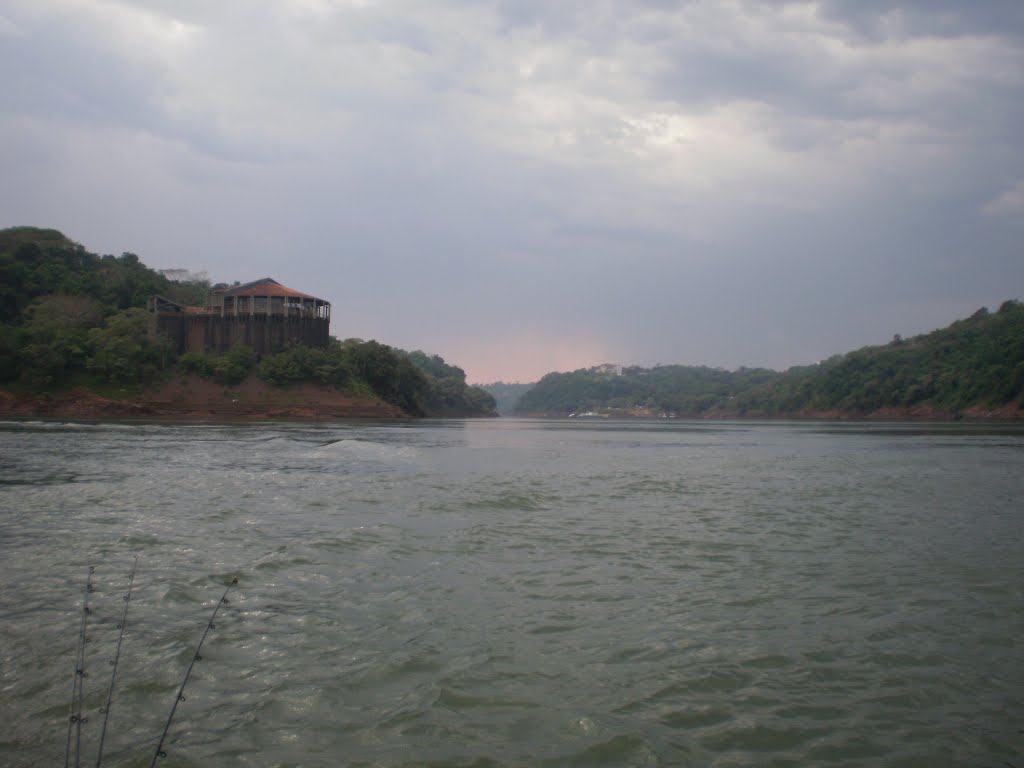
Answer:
[{"xmin": 148, "ymin": 277, "xmax": 331, "ymax": 358}]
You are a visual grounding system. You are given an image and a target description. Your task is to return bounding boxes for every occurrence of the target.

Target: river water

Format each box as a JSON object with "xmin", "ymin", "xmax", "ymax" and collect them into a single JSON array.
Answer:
[{"xmin": 0, "ymin": 418, "xmax": 1021, "ymax": 767}]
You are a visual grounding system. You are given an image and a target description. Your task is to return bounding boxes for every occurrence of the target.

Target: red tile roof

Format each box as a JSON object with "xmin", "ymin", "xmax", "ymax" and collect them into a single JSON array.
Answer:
[{"xmin": 222, "ymin": 278, "xmax": 324, "ymax": 302}]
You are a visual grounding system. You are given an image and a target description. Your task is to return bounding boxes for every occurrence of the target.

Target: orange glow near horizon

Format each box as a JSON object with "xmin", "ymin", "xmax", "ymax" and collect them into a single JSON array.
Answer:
[{"xmin": 453, "ymin": 334, "xmax": 613, "ymax": 385}]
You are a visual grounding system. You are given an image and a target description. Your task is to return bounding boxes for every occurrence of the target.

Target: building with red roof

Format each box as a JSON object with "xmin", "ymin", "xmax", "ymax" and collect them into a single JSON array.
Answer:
[{"xmin": 148, "ymin": 278, "xmax": 331, "ymax": 358}]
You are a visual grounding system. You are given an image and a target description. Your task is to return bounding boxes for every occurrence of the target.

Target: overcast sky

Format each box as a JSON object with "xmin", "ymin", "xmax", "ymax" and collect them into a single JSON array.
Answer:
[{"xmin": 2, "ymin": 1, "xmax": 1022, "ymax": 382}]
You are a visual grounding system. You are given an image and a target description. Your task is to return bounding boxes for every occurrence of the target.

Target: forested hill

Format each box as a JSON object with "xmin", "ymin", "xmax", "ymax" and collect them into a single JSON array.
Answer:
[
  {"xmin": 0, "ymin": 226, "xmax": 495, "ymax": 418},
  {"xmin": 514, "ymin": 302, "xmax": 1024, "ymax": 419},
  {"xmin": 477, "ymin": 382, "xmax": 535, "ymax": 415}
]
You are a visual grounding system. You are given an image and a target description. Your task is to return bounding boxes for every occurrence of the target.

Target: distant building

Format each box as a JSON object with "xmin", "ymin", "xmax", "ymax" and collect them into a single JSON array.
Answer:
[{"xmin": 148, "ymin": 277, "xmax": 331, "ymax": 358}]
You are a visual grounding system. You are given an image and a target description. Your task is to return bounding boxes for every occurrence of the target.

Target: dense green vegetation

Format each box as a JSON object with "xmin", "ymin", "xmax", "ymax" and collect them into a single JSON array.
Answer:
[
  {"xmin": 478, "ymin": 382, "xmax": 535, "ymax": 415},
  {"xmin": 396, "ymin": 350, "xmax": 497, "ymax": 417},
  {"xmin": 515, "ymin": 365, "xmax": 779, "ymax": 416},
  {"xmin": 515, "ymin": 302, "xmax": 1024, "ymax": 418},
  {"xmin": 255, "ymin": 342, "xmax": 496, "ymax": 417},
  {"xmin": 0, "ymin": 226, "xmax": 495, "ymax": 417},
  {"xmin": 0, "ymin": 227, "xmax": 208, "ymax": 389}
]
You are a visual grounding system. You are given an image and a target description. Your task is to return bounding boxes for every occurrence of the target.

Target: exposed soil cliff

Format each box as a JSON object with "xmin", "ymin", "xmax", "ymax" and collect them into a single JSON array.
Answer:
[{"xmin": 0, "ymin": 374, "xmax": 406, "ymax": 421}]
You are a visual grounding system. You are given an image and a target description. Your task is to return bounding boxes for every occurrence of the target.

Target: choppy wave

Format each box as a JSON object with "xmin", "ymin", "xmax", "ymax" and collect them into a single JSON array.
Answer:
[
  {"xmin": 0, "ymin": 419, "xmax": 1022, "ymax": 767},
  {"xmin": 318, "ymin": 438, "xmax": 420, "ymax": 460}
]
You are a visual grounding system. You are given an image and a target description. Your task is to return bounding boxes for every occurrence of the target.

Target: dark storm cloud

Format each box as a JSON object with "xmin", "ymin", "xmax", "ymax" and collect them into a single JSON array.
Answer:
[
  {"xmin": 640, "ymin": 3, "xmax": 1022, "ymax": 128},
  {"xmin": 819, "ymin": 0, "xmax": 1024, "ymax": 41}
]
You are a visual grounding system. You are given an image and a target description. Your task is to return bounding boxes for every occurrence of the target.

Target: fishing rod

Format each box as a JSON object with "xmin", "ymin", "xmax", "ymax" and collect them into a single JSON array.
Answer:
[
  {"xmin": 94, "ymin": 556, "xmax": 138, "ymax": 768},
  {"xmin": 65, "ymin": 565, "xmax": 95, "ymax": 768},
  {"xmin": 150, "ymin": 577, "xmax": 238, "ymax": 767}
]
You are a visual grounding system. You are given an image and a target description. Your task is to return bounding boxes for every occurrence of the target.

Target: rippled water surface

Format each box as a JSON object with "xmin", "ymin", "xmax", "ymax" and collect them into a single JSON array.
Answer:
[{"xmin": 1, "ymin": 418, "xmax": 1022, "ymax": 767}]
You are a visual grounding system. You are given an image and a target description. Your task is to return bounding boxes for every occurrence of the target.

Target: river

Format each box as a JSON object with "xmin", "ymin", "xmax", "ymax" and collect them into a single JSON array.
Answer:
[{"xmin": 1, "ymin": 418, "xmax": 1021, "ymax": 767}]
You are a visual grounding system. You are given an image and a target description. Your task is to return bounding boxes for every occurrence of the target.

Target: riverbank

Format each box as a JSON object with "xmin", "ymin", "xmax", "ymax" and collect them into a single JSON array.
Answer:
[
  {"xmin": 4, "ymin": 380, "xmax": 1020, "ymax": 422},
  {"xmin": 700, "ymin": 403, "xmax": 1023, "ymax": 420},
  {"xmin": 519, "ymin": 403, "xmax": 1024, "ymax": 421},
  {"xmin": 0, "ymin": 374, "xmax": 407, "ymax": 420}
]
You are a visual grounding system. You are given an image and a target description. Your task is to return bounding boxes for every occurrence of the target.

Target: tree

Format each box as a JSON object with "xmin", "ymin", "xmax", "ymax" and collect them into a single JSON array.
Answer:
[
  {"xmin": 17, "ymin": 295, "xmax": 105, "ymax": 386},
  {"xmin": 86, "ymin": 308, "xmax": 170, "ymax": 385}
]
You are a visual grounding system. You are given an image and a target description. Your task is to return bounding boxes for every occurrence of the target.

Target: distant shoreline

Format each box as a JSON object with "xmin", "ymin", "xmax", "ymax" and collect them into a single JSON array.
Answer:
[
  {"xmin": 514, "ymin": 404, "xmax": 1024, "ymax": 422},
  {"xmin": 5, "ymin": 393, "xmax": 1019, "ymax": 424}
]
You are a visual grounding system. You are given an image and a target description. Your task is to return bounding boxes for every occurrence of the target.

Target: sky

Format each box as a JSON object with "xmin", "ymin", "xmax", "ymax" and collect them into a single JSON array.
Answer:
[{"xmin": 2, "ymin": 1, "xmax": 1022, "ymax": 383}]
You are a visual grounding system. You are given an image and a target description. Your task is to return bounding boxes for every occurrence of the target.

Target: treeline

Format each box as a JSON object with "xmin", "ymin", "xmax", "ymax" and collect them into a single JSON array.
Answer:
[
  {"xmin": 0, "ymin": 227, "xmax": 209, "ymax": 388},
  {"xmin": 736, "ymin": 303, "xmax": 1024, "ymax": 415},
  {"xmin": 514, "ymin": 365, "xmax": 778, "ymax": 416},
  {"xmin": 398, "ymin": 350, "xmax": 497, "ymax": 417},
  {"xmin": 515, "ymin": 301, "xmax": 1024, "ymax": 417},
  {"xmin": 0, "ymin": 227, "xmax": 495, "ymax": 417},
  {"xmin": 478, "ymin": 382, "xmax": 535, "ymax": 415},
  {"xmin": 252, "ymin": 343, "xmax": 496, "ymax": 417}
]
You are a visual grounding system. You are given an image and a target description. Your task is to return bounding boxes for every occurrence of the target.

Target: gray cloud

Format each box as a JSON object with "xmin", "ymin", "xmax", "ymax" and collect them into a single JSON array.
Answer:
[
  {"xmin": 1, "ymin": 0, "xmax": 1021, "ymax": 381},
  {"xmin": 819, "ymin": 0, "xmax": 1024, "ymax": 41}
]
